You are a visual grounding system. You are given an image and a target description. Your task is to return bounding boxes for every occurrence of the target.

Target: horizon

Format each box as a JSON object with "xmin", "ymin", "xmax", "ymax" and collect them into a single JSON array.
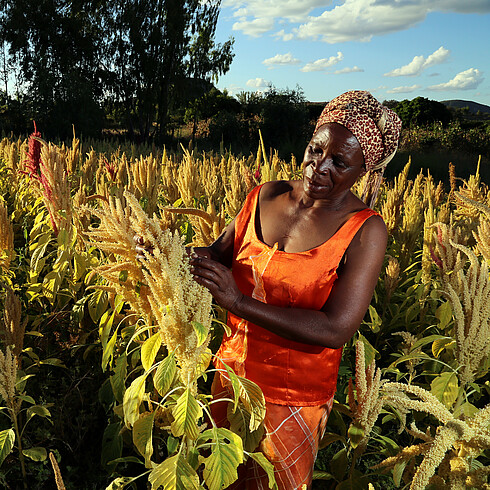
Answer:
[{"xmin": 214, "ymin": 1, "xmax": 490, "ymax": 107}]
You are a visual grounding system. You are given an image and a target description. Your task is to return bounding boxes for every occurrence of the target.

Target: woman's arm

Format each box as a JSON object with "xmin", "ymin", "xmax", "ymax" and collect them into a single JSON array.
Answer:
[{"xmin": 190, "ymin": 215, "xmax": 387, "ymax": 349}]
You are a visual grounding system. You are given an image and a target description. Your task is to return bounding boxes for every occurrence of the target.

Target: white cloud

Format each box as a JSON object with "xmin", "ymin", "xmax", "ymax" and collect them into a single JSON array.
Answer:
[
  {"xmin": 273, "ymin": 29, "xmax": 295, "ymax": 41},
  {"xmin": 223, "ymin": 0, "xmax": 329, "ymax": 23},
  {"xmin": 301, "ymin": 52, "xmax": 343, "ymax": 72},
  {"xmin": 387, "ymin": 84, "xmax": 422, "ymax": 93},
  {"xmin": 334, "ymin": 66, "xmax": 364, "ymax": 74},
  {"xmin": 232, "ymin": 17, "xmax": 274, "ymax": 37},
  {"xmin": 224, "ymin": 1, "xmax": 490, "ymax": 41},
  {"xmin": 263, "ymin": 52, "xmax": 301, "ymax": 69},
  {"xmin": 428, "ymin": 68, "xmax": 484, "ymax": 91},
  {"xmin": 384, "ymin": 47, "xmax": 450, "ymax": 76},
  {"xmin": 246, "ymin": 78, "xmax": 271, "ymax": 89}
]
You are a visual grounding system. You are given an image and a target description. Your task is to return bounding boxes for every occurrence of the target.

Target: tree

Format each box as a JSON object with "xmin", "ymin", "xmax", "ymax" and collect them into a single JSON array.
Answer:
[
  {"xmin": 257, "ymin": 86, "xmax": 310, "ymax": 155},
  {"xmin": 0, "ymin": 0, "xmax": 107, "ymax": 137},
  {"xmin": 103, "ymin": 0, "xmax": 234, "ymax": 140},
  {"xmin": 382, "ymin": 99, "xmax": 399, "ymax": 110},
  {"xmin": 394, "ymin": 97, "xmax": 452, "ymax": 128}
]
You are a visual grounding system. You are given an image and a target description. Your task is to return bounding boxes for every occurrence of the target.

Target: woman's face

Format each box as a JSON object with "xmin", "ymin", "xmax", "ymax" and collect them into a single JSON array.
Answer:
[{"xmin": 302, "ymin": 122, "xmax": 365, "ymax": 201}]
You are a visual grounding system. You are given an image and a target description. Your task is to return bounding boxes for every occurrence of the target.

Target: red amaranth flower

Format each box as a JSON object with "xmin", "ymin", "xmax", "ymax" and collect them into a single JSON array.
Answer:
[
  {"xmin": 24, "ymin": 121, "xmax": 42, "ymax": 177},
  {"xmin": 104, "ymin": 158, "xmax": 117, "ymax": 181},
  {"xmin": 429, "ymin": 245, "xmax": 443, "ymax": 269}
]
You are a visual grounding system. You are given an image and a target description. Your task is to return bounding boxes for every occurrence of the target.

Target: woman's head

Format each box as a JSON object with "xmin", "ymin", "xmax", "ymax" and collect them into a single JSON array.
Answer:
[
  {"xmin": 313, "ymin": 90, "xmax": 402, "ymax": 205},
  {"xmin": 315, "ymin": 90, "xmax": 402, "ymax": 171}
]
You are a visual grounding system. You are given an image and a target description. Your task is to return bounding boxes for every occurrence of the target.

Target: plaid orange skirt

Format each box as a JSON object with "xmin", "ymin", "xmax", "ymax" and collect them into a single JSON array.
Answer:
[{"xmin": 210, "ymin": 373, "xmax": 334, "ymax": 490}]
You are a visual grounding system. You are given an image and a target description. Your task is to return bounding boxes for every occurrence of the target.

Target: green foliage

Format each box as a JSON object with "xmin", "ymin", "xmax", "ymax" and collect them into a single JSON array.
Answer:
[
  {"xmin": 394, "ymin": 96, "xmax": 453, "ymax": 128},
  {"xmin": 0, "ymin": 0, "xmax": 234, "ymax": 140}
]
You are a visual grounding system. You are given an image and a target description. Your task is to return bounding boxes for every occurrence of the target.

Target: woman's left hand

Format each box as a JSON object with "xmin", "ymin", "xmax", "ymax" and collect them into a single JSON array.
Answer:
[{"xmin": 190, "ymin": 254, "xmax": 243, "ymax": 312}]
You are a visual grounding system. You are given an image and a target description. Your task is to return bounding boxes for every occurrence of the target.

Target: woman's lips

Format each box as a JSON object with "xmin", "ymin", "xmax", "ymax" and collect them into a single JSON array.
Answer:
[
  {"xmin": 304, "ymin": 166, "xmax": 327, "ymax": 188},
  {"xmin": 306, "ymin": 177, "xmax": 326, "ymax": 189}
]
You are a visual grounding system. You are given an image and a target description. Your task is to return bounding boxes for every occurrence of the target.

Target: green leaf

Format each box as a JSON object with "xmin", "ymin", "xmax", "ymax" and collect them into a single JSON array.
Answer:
[
  {"xmin": 39, "ymin": 358, "xmax": 67, "ymax": 368},
  {"xmin": 99, "ymin": 308, "xmax": 116, "ymax": 348},
  {"xmin": 191, "ymin": 321, "xmax": 208, "ymax": 348},
  {"xmin": 166, "ymin": 435, "xmax": 180, "ymax": 455},
  {"xmin": 27, "ymin": 405, "xmax": 52, "ymax": 421},
  {"xmin": 330, "ymin": 447, "xmax": 348, "ymax": 482},
  {"xmin": 29, "ymin": 232, "xmax": 51, "ymax": 279},
  {"xmin": 198, "ymin": 427, "xmax": 243, "ymax": 490},
  {"xmin": 430, "ymin": 372, "xmax": 459, "ymax": 409},
  {"xmin": 376, "ymin": 434, "xmax": 400, "ymax": 455},
  {"xmin": 435, "ymin": 301, "xmax": 452, "ymax": 329},
  {"xmin": 171, "ymin": 388, "xmax": 203, "ymax": 440},
  {"xmin": 312, "ymin": 470, "xmax": 335, "ymax": 481},
  {"xmin": 148, "ymin": 453, "xmax": 199, "ymax": 490},
  {"xmin": 42, "ymin": 270, "xmax": 63, "ymax": 304},
  {"xmin": 388, "ymin": 351, "xmax": 432, "ymax": 369},
  {"xmin": 102, "ymin": 329, "xmax": 118, "ymax": 372},
  {"xmin": 23, "ymin": 446, "xmax": 47, "ymax": 461},
  {"xmin": 0, "ymin": 428, "xmax": 15, "ymax": 467},
  {"xmin": 123, "ymin": 374, "xmax": 147, "ymax": 428},
  {"xmin": 118, "ymin": 270, "xmax": 129, "ymax": 284},
  {"xmin": 107, "ymin": 457, "xmax": 143, "ymax": 465},
  {"xmin": 89, "ymin": 289, "xmax": 109, "ymax": 323},
  {"xmin": 105, "ymin": 475, "xmax": 142, "ymax": 490},
  {"xmin": 153, "ymin": 353, "xmax": 177, "ymax": 397},
  {"xmin": 367, "ymin": 305, "xmax": 382, "ymax": 332},
  {"xmin": 133, "ymin": 412, "xmax": 155, "ymax": 468},
  {"xmin": 73, "ymin": 252, "xmax": 86, "ymax": 282},
  {"xmin": 195, "ymin": 348, "xmax": 212, "ymax": 380},
  {"xmin": 141, "ymin": 332, "xmax": 162, "ymax": 372},
  {"xmin": 347, "ymin": 422, "xmax": 365, "ymax": 449},
  {"xmin": 393, "ymin": 460, "xmax": 407, "ymax": 487},
  {"xmin": 453, "ymin": 401, "xmax": 479, "ymax": 419},
  {"xmin": 110, "ymin": 354, "xmax": 128, "ymax": 403},
  {"xmin": 319, "ymin": 432, "xmax": 345, "ymax": 450},
  {"xmin": 57, "ymin": 227, "xmax": 71, "ymax": 249},
  {"xmin": 219, "ymin": 365, "xmax": 265, "ymax": 432},
  {"xmin": 227, "ymin": 402, "xmax": 265, "ymax": 452},
  {"xmin": 411, "ymin": 334, "xmax": 449, "ymax": 352},
  {"xmin": 432, "ymin": 337, "xmax": 455, "ymax": 358},
  {"xmin": 16, "ymin": 394, "xmax": 35, "ymax": 405},
  {"xmin": 101, "ymin": 422, "xmax": 123, "ymax": 469},
  {"xmin": 248, "ymin": 452, "xmax": 278, "ymax": 489}
]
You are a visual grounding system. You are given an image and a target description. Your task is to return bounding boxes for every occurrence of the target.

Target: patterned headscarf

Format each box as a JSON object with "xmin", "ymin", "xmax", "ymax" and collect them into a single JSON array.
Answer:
[{"xmin": 314, "ymin": 90, "xmax": 402, "ymax": 206}]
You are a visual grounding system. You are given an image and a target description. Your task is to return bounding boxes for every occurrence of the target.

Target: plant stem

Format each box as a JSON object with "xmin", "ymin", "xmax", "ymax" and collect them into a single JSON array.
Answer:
[{"xmin": 10, "ymin": 403, "xmax": 27, "ymax": 489}]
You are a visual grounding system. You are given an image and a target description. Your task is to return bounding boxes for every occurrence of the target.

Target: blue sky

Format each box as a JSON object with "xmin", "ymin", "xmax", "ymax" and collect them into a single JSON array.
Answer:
[{"xmin": 214, "ymin": 0, "xmax": 490, "ymax": 107}]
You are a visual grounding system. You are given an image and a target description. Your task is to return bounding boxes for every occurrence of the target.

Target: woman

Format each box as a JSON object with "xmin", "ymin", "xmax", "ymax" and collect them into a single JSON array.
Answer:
[{"xmin": 189, "ymin": 90, "xmax": 402, "ymax": 489}]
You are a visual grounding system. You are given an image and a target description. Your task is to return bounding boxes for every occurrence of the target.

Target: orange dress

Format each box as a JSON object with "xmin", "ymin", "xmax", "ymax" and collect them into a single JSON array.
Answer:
[{"xmin": 216, "ymin": 184, "xmax": 379, "ymax": 406}]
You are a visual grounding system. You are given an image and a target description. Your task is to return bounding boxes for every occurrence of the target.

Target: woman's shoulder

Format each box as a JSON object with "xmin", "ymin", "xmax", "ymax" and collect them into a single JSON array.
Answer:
[
  {"xmin": 258, "ymin": 180, "xmax": 297, "ymax": 201},
  {"xmin": 350, "ymin": 210, "xmax": 388, "ymax": 253}
]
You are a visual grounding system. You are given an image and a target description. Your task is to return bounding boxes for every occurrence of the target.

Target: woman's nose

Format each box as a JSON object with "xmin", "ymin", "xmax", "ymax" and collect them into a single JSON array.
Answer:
[{"xmin": 312, "ymin": 157, "xmax": 331, "ymax": 175}]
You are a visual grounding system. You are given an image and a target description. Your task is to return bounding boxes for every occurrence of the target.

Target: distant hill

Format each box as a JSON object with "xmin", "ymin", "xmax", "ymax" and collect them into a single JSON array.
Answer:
[{"xmin": 442, "ymin": 99, "xmax": 490, "ymax": 114}]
